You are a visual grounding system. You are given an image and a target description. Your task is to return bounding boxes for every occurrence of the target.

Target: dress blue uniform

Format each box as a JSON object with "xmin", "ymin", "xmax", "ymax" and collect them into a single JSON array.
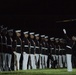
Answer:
[
  {"xmin": 22, "ymin": 31, "xmax": 30, "ymax": 70},
  {"xmin": 13, "ymin": 30, "xmax": 22, "ymax": 71},
  {"xmin": 29, "ymin": 32, "xmax": 36, "ymax": 69},
  {"xmin": 63, "ymin": 29, "xmax": 74, "ymax": 72},
  {"xmin": 40, "ymin": 35, "xmax": 45, "ymax": 69},
  {"xmin": 34, "ymin": 34, "xmax": 40, "ymax": 69},
  {"xmin": 44, "ymin": 36, "xmax": 49, "ymax": 68}
]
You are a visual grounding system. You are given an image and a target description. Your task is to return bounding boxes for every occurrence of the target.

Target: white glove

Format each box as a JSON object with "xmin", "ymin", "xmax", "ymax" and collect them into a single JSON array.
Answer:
[
  {"xmin": 23, "ymin": 52, "xmax": 26, "ymax": 55},
  {"xmin": 40, "ymin": 54, "xmax": 41, "ymax": 56},
  {"xmin": 13, "ymin": 51, "xmax": 16, "ymax": 55},
  {"xmin": 34, "ymin": 54, "xmax": 36, "ymax": 56},
  {"xmin": 63, "ymin": 29, "xmax": 66, "ymax": 34}
]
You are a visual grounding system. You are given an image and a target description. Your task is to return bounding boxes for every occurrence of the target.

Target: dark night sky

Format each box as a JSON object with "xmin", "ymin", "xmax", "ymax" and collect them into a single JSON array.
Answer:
[{"xmin": 0, "ymin": 1, "xmax": 76, "ymax": 38}]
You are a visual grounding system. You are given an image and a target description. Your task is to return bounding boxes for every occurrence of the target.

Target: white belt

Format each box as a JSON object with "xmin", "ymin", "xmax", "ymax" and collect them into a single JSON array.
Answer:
[
  {"xmin": 36, "ymin": 46, "xmax": 39, "ymax": 48},
  {"xmin": 56, "ymin": 49, "xmax": 58, "ymax": 50},
  {"xmin": 66, "ymin": 46, "xmax": 72, "ymax": 49},
  {"xmin": 62, "ymin": 49, "xmax": 65, "ymax": 50},
  {"xmin": 42, "ymin": 47, "xmax": 45, "ymax": 49},
  {"xmin": 24, "ymin": 45, "xmax": 28, "ymax": 47},
  {"xmin": 51, "ymin": 48, "xmax": 54, "ymax": 50},
  {"xmin": 30, "ymin": 46, "xmax": 34, "ymax": 48},
  {"xmin": 7, "ymin": 45, "xmax": 12, "ymax": 47},
  {"xmin": 16, "ymin": 45, "xmax": 21, "ymax": 47},
  {"xmin": 59, "ymin": 49, "xmax": 62, "ymax": 50},
  {"xmin": 45, "ymin": 48, "xmax": 48, "ymax": 50}
]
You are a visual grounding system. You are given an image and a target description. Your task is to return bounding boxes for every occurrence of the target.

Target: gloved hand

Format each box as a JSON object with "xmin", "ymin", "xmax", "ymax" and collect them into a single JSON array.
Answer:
[
  {"xmin": 63, "ymin": 29, "xmax": 66, "ymax": 34},
  {"xmin": 13, "ymin": 51, "xmax": 16, "ymax": 55},
  {"xmin": 40, "ymin": 54, "xmax": 41, "ymax": 56},
  {"xmin": 34, "ymin": 54, "xmax": 36, "ymax": 56},
  {"xmin": 23, "ymin": 52, "xmax": 26, "ymax": 55}
]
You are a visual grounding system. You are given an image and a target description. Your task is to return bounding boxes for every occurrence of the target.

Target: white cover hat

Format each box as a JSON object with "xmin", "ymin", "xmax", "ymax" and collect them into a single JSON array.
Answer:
[
  {"xmin": 55, "ymin": 38, "xmax": 59, "ymax": 41},
  {"xmin": 50, "ymin": 37, "xmax": 54, "ymax": 40},
  {"xmin": 23, "ymin": 31, "xmax": 29, "ymax": 34},
  {"xmin": 30, "ymin": 32, "xmax": 34, "ymax": 35},
  {"xmin": 41, "ymin": 35, "xmax": 45, "ymax": 37},
  {"xmin": 35, "ymin": 34, "xmax": 39, "ymax": 36},
  {"xmin": 45, "ymin": 36, "xmax": 48, "ymax": 38},
  {"xmin": 15, "ymin": 30, "xmax": 21, "ymax": 33}
]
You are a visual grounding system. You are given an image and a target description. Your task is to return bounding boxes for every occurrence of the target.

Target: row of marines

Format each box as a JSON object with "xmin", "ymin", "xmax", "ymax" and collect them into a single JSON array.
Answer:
[{"xmin": 0, "ymin": 25, "xmax": 70, "ymax": 71}]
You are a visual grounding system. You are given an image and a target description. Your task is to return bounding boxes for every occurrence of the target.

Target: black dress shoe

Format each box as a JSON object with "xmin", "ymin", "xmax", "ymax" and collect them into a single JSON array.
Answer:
[
  {"xmin": 3, "ymin": 68, "xmax": 5, "ymax": 71},
  {"xmin": 9, "ymin": 68, "xmax": 11, "ymax": 71}
]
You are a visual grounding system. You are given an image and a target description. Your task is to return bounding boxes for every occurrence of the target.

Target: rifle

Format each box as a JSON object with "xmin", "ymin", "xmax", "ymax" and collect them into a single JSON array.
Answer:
[
  {"xmin": 34, "ymin": 42, "xmax": 38, "ymax": 68},
  {"xmin": 13, "ymin": 40, "xmax": 18, "ymax": 70},
  {"xmin": 28, "ymin": 41, "xmax": 32, "ymax": 69}
]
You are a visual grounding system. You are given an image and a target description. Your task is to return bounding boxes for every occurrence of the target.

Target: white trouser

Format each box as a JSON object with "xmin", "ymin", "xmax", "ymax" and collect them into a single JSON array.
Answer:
[
  {"xmin": 51, "ymin": 54, "xmax": 56, "ymax": 68},
  {"xmin": 22, "ymin": 52, "xmax": 29, "ymax": 70},
  {"xmin": 59, "ymin": 55, "xmax": 63, "ymax": 68},
  {"xmin": 41, "ymin": 54, "xmax": 45, "ymax": 69},
  {"xmin": 30, "ymin": 54, "xmax": 36, "ymax": 69},
  {"xmin": 55, "ymin": 55, "xmax": 59, "ymax": 67},
  {"xmin": 39, "ymin": 54, "xmax": 42, "ymax": 69},
  {"xmin": 28, "ymin": 55, "xmax": 31, "ymax": 70},
  {"xmin": 56, "ymin": 55, "xmax": 58, "ymax": 61},
  {"xmin": 35, "ymin": 54, "xmax": 39, "ymax": 68},
  {"xmin": 45, "ymin": 55, "xmax": 48, "ymax": 68},
  {"xmin": 0, "ymin": 53, "xmax": 3, "ymax": 71},
  {"xmin": 3, "ymin": 53, "xmax": 12, "ymax": 70},
  {"xmin": 49, "ymin": 59, "xmax": 52, "ymax": 68},
  {"xmin": 62, "ymin": 55, "xmax": 66, "ymax": 67},
  {"xmin": 62, "ymin": 55, "xmax": 66, "ymax": 63},
  {"xmin": 66, "ymin": 54, "xmax": 72, "ymax": 72},
  {"xmin": 52, "ymin": 55, "xmax": 56, "ymax": 61},
  {"xmin": 14, "ymin": 52, "xmax": 21, "ymax": 71}
]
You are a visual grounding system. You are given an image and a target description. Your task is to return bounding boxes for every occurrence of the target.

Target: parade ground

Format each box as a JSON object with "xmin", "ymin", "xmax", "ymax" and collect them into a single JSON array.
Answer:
[{"xmin": 0, "ymin": 69, "xmax": 76, "ymax": 75}]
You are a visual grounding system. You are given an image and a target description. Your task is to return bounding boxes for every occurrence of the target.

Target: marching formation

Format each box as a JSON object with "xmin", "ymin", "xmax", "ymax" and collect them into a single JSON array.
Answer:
[{"xmin": 0, "ymin": 25, "xmax": 76, "ymax": 72}]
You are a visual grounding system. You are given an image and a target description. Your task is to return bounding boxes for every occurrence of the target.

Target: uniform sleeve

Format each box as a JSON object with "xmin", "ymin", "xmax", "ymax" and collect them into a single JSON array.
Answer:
[
  {"xmin": 40, "ymin": 42, "xmax": 42, "ymax": 53},
  {"xmin": 0, "ymin": 36, "xmax": 1, "ymax": 44},
  {"xmin": 12, "ymin": 39, "xmax": 16, "ymax": 51},
  {"xmin": 64, "ymin": 33, "xmax": 72, "ymax": 44},
  {"xmin": 22, "ymin": 39, "xmax": 25, "ymax": 52}
]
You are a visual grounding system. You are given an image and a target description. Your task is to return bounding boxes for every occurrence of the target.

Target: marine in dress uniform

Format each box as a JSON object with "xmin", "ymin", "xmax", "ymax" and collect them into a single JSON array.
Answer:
[
  {"xmin": 13, "ymin": 30, "xmax": 22, "ymax": 71},
  {"xmin": 63, "ymin": 29, "xmax": 76, "ymax": 72},
  {"xmin": 22, "ymin": 31, "xmax": 30, "ymax": 70},
  {"xmin": 29, "ymin": 32, "xmax": 36, "ymax": 69},
  {"xmin": 58, "ymin": 38, "xmax": 63, "ymax": 68},
  {"xmin": 59, "ymin": 38, "xmax": 66, "ymax": 68},
  {"xmin": 1, "ymin": 27, "xmax": 8, "ymax": 71},
  {"xmin": 34, "ymin": 34, "xmax": 40, "ymax": 69},
  {"xmin": 55, "ymin": 38, "xmax": 59, "ymax": 68},
  {"xmin": 5, "ymin": 29, "xmax": 13, "ymax": 71},
  {"xmin": 39, "ymin": 35, "xmax": 45, "ymax": 69},
  {"xmin": 50, "ymin": 37, "xmax": 56, "ymax": 68},
  {"xmin": 40, "ymin": 35, "xmax": 45, "ymax": 69},
  {"xmin": 0, "ymin": 25, "xmax": 3, "ymax": 71},
  {"xmin": 72, "ymin": 40, "xmax": 76, "ymax": 68},
  {"xmin": 44, "ymin": 36, "xmax": 49, "ymax": 68}
]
